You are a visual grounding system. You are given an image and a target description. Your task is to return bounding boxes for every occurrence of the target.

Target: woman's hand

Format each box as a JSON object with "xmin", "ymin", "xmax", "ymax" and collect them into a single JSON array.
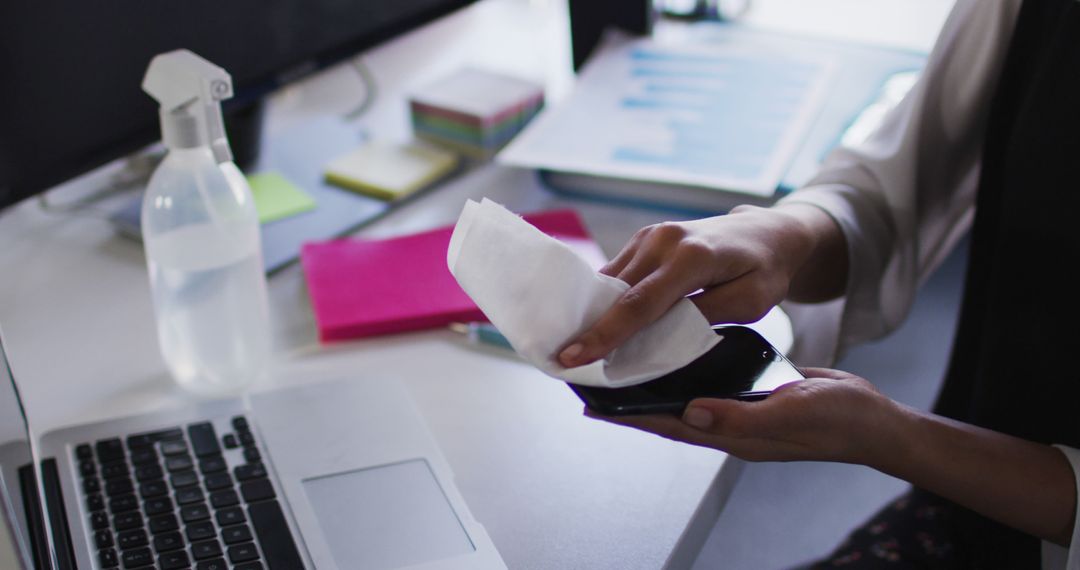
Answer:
[
  {"xmin": 588, "ymin": 368, "xmax": 905, "ymax": 466},
  {"xmin": 557, "ymin": 203, "xmax": 845, "ymax": 368},
  {"xmin": 590, "ymin": 368, "xmax": 1079, "ymax": 546}
]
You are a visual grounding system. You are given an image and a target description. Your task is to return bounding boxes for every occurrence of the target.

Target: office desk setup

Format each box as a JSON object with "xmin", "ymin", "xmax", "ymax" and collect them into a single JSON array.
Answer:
[{"xmin": 0, "ymin": 0, "xmax": 947, "ymax": 568}]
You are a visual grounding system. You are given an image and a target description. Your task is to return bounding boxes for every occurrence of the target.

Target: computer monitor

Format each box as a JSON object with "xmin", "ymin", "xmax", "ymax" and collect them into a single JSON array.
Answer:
[{"xmin": 0, "ymin": 0, "xmax": 474, "ymax": 210}]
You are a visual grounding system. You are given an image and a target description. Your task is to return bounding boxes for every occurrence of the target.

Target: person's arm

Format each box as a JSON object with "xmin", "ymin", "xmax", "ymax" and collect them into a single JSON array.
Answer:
[
  {"xmin": 882, "ymin": 403, "xmax": 1077, "ymax": 546},
  {"xmin": 593, "ymin": 368, "xmax": 1078, "ymax": 546},
  {"xmin": 558, "ymin": 202, "xmax": 847, "ymax": 368}
]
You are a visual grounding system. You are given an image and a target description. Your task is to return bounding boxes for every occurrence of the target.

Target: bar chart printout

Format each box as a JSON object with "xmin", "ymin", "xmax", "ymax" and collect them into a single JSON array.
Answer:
[{"xmin": 500, "ymin": 31, "xmax": 833, "ymax": 198}]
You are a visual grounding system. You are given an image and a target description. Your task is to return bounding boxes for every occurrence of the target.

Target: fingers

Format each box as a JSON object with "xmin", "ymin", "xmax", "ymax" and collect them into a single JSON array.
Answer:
[
  {"xmin": 558, "ymin": 266, "xmax": 694, "ymax": 367},
  {"xmin": 584, "ymin": 399, "xmax": 762, "ymax": 454},
  {"xmin": 687, "ymin": 273, "xmax": 776, "ymax": 324}
]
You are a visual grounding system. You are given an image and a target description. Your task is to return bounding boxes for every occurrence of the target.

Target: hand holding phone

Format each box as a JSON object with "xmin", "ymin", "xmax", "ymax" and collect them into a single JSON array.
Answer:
[{"xmin": 568, "ymin": 325, "xmax": 804, "ymax": 416}]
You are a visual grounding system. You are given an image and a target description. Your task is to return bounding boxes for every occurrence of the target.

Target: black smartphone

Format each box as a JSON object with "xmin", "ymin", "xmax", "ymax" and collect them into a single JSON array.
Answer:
[{"xmin": 569, "ymin": 325, "xmax": 804, "ymax": 416}]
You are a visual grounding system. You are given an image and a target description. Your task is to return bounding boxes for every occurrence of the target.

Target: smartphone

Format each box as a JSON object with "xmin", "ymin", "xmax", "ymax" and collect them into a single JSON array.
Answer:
[{"xmin": 569, "ymin": 325, "xmax": 804, "ymax": 416}]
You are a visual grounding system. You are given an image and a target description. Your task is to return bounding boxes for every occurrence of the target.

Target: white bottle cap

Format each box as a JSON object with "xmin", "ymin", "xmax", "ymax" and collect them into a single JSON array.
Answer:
[{"xmin": 142, "ymin": 49, "xmax": 235, "ymax": 164}]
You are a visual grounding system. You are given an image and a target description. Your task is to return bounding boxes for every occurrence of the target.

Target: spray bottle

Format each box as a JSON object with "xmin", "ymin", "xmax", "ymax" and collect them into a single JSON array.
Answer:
[{"xmin": 141, "ymin": 49, "xmax": 270, "ymax": 396}]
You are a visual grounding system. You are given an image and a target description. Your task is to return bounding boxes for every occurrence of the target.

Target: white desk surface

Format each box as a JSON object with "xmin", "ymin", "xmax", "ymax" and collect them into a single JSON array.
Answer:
[{"xmin": 0, "ymin": 0, "xmax": 949, "ymax": 568}]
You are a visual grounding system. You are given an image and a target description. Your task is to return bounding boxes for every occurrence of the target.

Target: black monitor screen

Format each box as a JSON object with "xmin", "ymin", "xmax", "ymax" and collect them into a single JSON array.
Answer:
[{"xmin": 0, "ymin": 0, "xmax": 472, "ymax": 208}]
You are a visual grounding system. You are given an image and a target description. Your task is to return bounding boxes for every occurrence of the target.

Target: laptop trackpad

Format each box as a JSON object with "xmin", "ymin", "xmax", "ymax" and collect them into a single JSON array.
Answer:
[{"xmin": 302, "ymin": 458, "xmax": 475, "ymax": 570}]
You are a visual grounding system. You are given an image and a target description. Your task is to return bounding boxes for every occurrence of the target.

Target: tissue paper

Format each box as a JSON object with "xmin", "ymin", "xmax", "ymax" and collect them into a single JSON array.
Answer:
[{"xmin": 447, "ymin": 198, "xmax": 720, "ymax": 388}]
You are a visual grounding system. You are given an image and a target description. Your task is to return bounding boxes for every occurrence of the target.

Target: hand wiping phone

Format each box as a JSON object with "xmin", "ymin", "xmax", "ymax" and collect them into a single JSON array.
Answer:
[{"xmin": 446, "ymin": 198, "xmax": 720, "ymax": 388}]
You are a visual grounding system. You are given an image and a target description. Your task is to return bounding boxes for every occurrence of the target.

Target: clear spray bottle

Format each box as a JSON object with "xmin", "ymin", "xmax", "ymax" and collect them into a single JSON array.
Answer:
[{"xmin": 141, "ymin": 50, "xmax": 270, "ymax": 396}]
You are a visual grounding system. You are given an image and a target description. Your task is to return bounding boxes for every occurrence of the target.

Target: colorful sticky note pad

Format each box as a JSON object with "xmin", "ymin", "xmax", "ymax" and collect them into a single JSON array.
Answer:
[
  {"xmin": 247, "ymin": 172, "xmax": 317, "ymax": 224},
  {"xmin": 324, "ymin": 141, "xmax": 459, "ymax": 201}
]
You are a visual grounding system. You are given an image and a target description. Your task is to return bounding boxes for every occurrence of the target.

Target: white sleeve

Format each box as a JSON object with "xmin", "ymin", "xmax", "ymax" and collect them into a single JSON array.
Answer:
[
  {"xmin": 1042, "ymin": 445, "xmax": 1080, "ymax": 570},
  {"xmin": 777, "ymin": 0, "xmax": 1021, "ymax": 366}
]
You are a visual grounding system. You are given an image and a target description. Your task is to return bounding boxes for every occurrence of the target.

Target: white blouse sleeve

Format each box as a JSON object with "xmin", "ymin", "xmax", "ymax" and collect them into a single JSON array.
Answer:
[
  {"xmin": 1042, "ymin": 445, "xmax": 1080, "ymax": 570},
  {"xmin": 776, "ymin": 0, "xmax": 1021, "ymax": 367}
]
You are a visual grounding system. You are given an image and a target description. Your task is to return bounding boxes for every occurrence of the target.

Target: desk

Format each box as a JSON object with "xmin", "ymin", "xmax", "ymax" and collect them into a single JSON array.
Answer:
[
  {"xmin": 0, "ymin": 1, "xmax": 796, "ymax": 568},
  {"xmin": 0, "ymin": 0, "xmax": 952, "ymax": 566}
]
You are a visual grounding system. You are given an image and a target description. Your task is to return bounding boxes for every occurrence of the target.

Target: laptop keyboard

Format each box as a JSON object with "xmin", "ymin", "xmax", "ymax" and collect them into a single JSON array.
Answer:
[{"xmin": 72, "ymin": 416, "xmax": 304, "ymax": 569}]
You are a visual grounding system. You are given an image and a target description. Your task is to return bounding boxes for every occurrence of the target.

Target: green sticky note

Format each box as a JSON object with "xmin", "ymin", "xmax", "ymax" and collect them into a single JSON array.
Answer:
[{"xmin": 247, "ymin": 172, "xmax": 317, "ymax": 224}]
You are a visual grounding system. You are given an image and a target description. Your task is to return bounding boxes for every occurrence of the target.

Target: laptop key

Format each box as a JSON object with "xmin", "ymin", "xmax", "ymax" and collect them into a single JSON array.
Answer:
[
  {"xmin": 234, "ymin": 462, "xmax": 267, "ymax": 481},
  {"xmin": 160, "ymin": 440, "xmax": 188, "ymax": 456},
  {"xmin": 196, "ymin": 558, "xmax": 228, "ymax": 570},
  {"xmin": 143, "ymin": 496, "xmax": 173, "ymax": 517},
  {"xmin": 125, "ymin": 434, "xmax": 155, "ymax": 449},
  {"xmin": 99, "ymin": 547, "xmax": 119, "ymax": 568},
  {"xmin": 91, "ymin": 511, "xmax": 110, "ymax": 530},
  {"xmin": 170, "ymin": 470, "xmax": 199, "ymax": 488},
  {"xmin": 165, "ymin": 455, "xmax": 194, "ymax": 472},
  {"xmin": 121, "ymin": 547, "xmax": 153, "ymax": 569},
  {"xmin": 117, "ymin": 528, "xmax": 149, "ymax": 550},
  {"xmin": 243, "ymin": 447, "xmax": 261, "ymax": 463},
  {"xmin": 76, "ymin": 443, "xmax": 94, "ymax": 460},
  {"xmin": 83, "ymin": 477, "xmax": 101, "ymax": 494},
  {"xmin": 129, "ymin": 447, "xmax": 158, "ymax": 466},
  {"xmin": 204, "ymin": 472, "xmax": 233, "ymax": 491},
  {"xmin": 159, "ymin": 550, "xmax": 190, "ymax": 570},
  {"xmin": 187, "ymin": 520, "xmax": 217, "ymax": 542},
  {"xmin": 113, "ymin": 511, "xmax": 143, "ymax": 532},
  {"xmin": 149, "ymin": 513, "xmax": 179, "ymax": 534},
  {"xmin": 87, "ymin": 493, "xmax": 106, "ymax": 512},
  {"xmin": 240, "ymin": 479, "xmax": 275, "ymax": 503},
  {"xmin": 249, "ymin": 500, "xmax": 304, "ymax": 570},
  {"xmin": 181, "ymin": 503, "xmax": 211, "ymax": 523},
  {"xmin": 95, "ymin": 529, "xmax": 114, "ymax": 549},
  {"xmin": 109, "ymin": 494, "xmax": 139, "ymax": 514},
  {"xmin": 188, "ymin": 422, "xmax": 222, "ymax": 457},
  {"xmin": 236, "ymin": 563, "xmax": 264, "ymax": 570},
  {"xmin": 231, "ymin": 416, "xmax": 249, "ymax": 431},
  {"xmin": 96, "ymin": 438, "xmax": 125, "ymax": 463},
  {"xmin": 216, "ymin": 506, "xmax": 246, "ymax": 527},
  {"xmin": 200, "ymin": 454, "xmax": 227, "ymax": 474},
  {"xmin": 105, "ymin": 478, "xmax": 134, "ymax": 497},
  {"xmin": 153, "ymin": 531, "xmax": 184, "ymax": 552},
  {"xmin": 211, "ymin": 489, "xmax": 240, "ymax": 509},
  {"xmin": 79, "ymin": 459, "xmax": 97, "ymax": 478},
  {"xmin": 223, "ymin": 434, "xmax": 239, "ymax": 449},
  {"xmin": 221, "ymin": 524, "xmax": 253, "ymax": 545},
  {"xmin": 192, "ymin": 538, "xmax": 224, "ymax": 560},
  {"xmin": 139, "ymin": 480, "xmax": 169, "ymax": 499},
  {"xmin": 176, "ymin": 486, "xmax": 205, "ymax": 505},
  {"xmin": 101, "ymin": 462, "xmax": 129, "ymax": 480},
  {"xmin": 135, "ymin": 464, "xmax": 163, "ymax": 481},
  {"xmin": 228, "ymin": 542, "xmax": 260, "ymax": 563}
]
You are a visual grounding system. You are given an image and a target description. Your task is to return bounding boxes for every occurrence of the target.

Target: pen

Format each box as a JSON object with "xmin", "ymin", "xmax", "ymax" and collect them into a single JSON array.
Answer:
[{"xmin": 449, "ymin": 322, "xmax": 515, "ymax": 351}]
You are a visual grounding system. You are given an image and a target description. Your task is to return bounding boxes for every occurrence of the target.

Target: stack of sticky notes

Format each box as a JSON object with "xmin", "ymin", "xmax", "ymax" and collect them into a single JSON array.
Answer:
[
  {"xmin": 409, "ymin": 68, "xmax": 544, "ymax": 159},
  {"xmin": 324, "ymin": 140, "xmax": 460, "ymax": 201},
  {"xmin": 300, "ymin": 209, "xmax": 600, "ymax": 342}
]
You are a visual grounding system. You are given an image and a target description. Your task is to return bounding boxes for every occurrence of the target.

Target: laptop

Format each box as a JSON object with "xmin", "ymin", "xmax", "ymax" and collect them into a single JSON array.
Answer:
[{"xmin": 0, "ymin": 326, "xmax": 505, "ymax": 570}]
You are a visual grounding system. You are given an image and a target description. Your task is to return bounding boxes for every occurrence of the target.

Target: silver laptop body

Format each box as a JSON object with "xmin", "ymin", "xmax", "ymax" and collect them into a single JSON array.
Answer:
[{"xmin": 0, "ymin": 326, "xmax": 505, "ymax": 570}]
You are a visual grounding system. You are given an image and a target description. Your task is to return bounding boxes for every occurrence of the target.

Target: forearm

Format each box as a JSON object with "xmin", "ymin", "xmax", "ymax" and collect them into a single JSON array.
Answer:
[{"xmin": 871, "ymin": 403, "xmax": 1077, "ymax": 545}]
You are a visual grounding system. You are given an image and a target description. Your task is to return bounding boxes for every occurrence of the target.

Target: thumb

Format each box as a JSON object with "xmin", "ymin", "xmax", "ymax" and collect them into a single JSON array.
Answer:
[
  {"xmin": 681, "ymin": 397, "xmax": 752, "ymax": 432},
  {"xmin": 559, "ymin": 270, "xmax": 690, "ymax": 367}
]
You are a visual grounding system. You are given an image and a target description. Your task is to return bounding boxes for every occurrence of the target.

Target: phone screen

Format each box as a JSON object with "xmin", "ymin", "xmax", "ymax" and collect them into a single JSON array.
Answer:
[{"xmin": 569, "ymin": 325, "xmax": 804, "ymax": 415}]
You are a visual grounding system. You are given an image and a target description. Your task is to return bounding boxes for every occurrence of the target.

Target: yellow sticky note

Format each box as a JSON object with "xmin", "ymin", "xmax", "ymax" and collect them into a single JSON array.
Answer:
[
  {"xmin": 324, "ymin": 141, "xmax": 460, "ymax": 201},
  {"xmin": 247, "ymin": 172, "xmax": 317, "ymax": 224}
]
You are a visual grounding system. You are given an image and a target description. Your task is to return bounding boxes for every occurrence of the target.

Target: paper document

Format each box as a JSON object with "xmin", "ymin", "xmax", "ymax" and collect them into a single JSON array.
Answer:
[{"xmin": 499, "ymin": 31, "xmax": 833, "ymax": 196}]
